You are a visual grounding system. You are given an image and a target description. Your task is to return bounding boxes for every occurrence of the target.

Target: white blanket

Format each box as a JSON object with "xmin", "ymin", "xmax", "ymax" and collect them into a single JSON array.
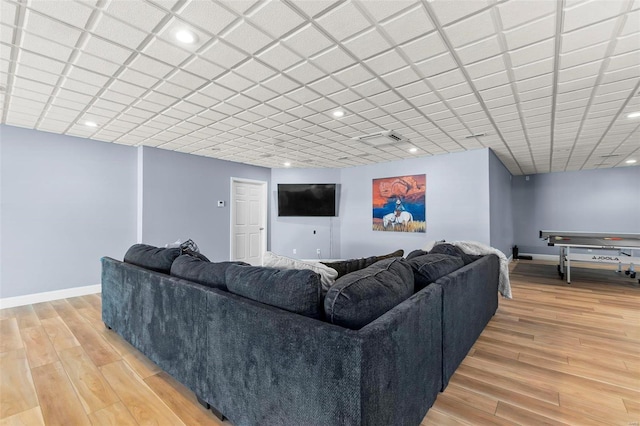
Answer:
[{"xmin": 425, "ymin": 240, "xmax": 512, "ymax": 299}]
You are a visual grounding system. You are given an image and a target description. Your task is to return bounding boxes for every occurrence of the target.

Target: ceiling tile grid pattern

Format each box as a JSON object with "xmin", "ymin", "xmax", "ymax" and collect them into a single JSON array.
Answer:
[{"xmin": 1, "ymin": 0, "xmax": 639, "ymax": 174}]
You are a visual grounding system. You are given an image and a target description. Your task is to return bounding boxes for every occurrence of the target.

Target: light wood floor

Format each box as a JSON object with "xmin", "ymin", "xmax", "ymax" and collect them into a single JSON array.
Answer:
[{"xmin": 1, "ymin": 260, "xmax": 638, "ymax": 425}]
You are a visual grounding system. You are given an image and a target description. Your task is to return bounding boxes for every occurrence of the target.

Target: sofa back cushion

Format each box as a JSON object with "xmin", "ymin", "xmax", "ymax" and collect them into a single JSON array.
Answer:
[
  {"xmin": 324, "ymin": 258, "xmax": 414, "ymax": 330},
  {"xmin": 429, "ymin": 243, "xmax": 481, "ymax": 265},
  {"xmin": 225, "ymin": 265, "xmax": 323, "ymax": 319},
  {"xmin": 170, "ymin": 255, "xmax": 248, "ymax": 290},
  {"xmin": 320, "ymin": 249, "xmax": 404, "ymax": 278},
  {"xmin": 408, "ymin": 254, "xmax": 464, "ymax": 292},
  {"xmin": 262, "ymin": 251, "xmax": 338, "ymax": 291},
  {"xmin": 124, "ymin": 244, "xmax": 180, "ymax": 274}
]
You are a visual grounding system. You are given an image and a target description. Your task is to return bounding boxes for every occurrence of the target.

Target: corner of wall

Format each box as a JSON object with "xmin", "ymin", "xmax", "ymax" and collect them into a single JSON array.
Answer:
[{"xmin": 137, "ymin": 146, "xmax": 143, "ymax": 243}]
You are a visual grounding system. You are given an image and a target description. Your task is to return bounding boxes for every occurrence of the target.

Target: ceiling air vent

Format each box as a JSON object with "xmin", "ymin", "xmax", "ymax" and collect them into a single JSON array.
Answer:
[{"xmin": 352, "ymin": 130, "xmax": 407, "ymax": 147}]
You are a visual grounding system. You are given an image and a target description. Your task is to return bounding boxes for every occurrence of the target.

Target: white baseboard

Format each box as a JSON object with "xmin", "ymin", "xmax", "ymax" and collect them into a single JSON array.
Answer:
[
  {"xmin": 520, "ymin": 253, "xmax": 557, "ymax": 261},
  {"xmin": 0, "ymin": 284, "xmax": 101, "ymax": 309}
]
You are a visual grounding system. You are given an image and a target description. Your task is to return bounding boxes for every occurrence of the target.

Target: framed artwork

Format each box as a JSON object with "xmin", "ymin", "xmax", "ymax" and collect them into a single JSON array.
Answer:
[{"xmin": 372, "ymin": 174, "xmax": 426, "ymax": 233}]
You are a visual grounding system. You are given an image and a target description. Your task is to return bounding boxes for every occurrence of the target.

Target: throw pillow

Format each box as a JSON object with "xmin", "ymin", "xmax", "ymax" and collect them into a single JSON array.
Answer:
[
  {"xmin": 324, "ymin": 258, "xmax": 414, "ymax": 330},
  {"xmin": 262, "ymin": 251, "xmax": 338, "ymax": 291},
  {"xmin": 406, "ymin": 249, "xmax": 428, "ymax": 260},
  {"xmin": 407, "ymin": 254, "xmax": 464, "ymax": 292},
  {"xmin": 429, "ymin": 243, "xmax": 481, "ymax": 265},
  {"xmin": 124, "ymin": 244, "xmax": 181, "ymax": 274},
  {"xmin": 225, "ymin": 265, "xmax": 323, "ymax": 319},
  {"xmin": 170, "ymin": 255, "xmax": 248, "ymax": 290},
  {"xmin": 321, "ymin": 249, "xmax": 405, "ymax": 278}
]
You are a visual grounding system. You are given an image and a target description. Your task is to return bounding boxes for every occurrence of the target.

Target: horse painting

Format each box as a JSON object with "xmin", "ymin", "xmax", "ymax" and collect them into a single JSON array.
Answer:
[
  {"xmin": 373, "ymin": 174, "xmax": 426, "ymax": 233},
  {"xmin": 382, "ymin": 211, "xmax": 414, "ymax": 228}
]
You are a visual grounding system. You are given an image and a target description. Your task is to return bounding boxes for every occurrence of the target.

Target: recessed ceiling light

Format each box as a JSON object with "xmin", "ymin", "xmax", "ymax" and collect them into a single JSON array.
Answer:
[
  {"xmin": 332, "ymin": 110, "xmax": 345, "ymax": 118},
  {"xmin": 175, "ymin": 29, "xmax": 197, "ymax": 44},
  {"xmin": 85, "ymin": 121, "xmax": 98, "ymax": 127},
  {"xmin": 626, "ymin": 159, "xmax": 637, "ymax": 164},
  {"xmin": 409, "ymin": 147, "xmax": 418, "ymax": 153},
  {"xmin": 283, "ymin": 162, "xmax": 291, "ymax": 167},
  {"xmin": 627, "ymin": 111, "xmax": 640, "ymax": 118}
]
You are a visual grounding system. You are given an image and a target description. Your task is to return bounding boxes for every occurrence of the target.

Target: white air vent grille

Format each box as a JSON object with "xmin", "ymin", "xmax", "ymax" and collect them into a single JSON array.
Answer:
[{"xmin": 352, "ymin": 130, "xmax": 407, "ymax": 147}]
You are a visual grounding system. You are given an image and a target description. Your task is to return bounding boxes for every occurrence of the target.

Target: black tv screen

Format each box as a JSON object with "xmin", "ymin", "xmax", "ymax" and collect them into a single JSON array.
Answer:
[{"xmin": 278, "ymin": 184, "xmax": 337, "ymax": 217}]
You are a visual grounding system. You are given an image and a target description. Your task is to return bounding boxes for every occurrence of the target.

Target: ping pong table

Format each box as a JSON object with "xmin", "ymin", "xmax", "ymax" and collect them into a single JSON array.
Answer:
[{"xmin": 539, "ymin": 230, "xmax": 640, "ymax": 284}]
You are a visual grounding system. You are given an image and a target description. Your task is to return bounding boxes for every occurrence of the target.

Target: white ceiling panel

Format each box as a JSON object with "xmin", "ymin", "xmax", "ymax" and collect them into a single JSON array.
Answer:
[{"xmin": 2, "ymin": 0, "xmax": 638, "ymax": 174}]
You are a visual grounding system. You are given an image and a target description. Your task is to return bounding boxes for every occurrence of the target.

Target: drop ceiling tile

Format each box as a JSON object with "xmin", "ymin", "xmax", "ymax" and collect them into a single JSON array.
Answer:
[
  {"xmin": 429, "ymin": 0, "xmax": 491, "ymax": 26},
  {"xmin": 563, "ymin": 0, "xmax": 624, "ymax": 33},
  {"xmin": 215, "ymin": 71, "xmax": 254, "ymax": 92},
  {"xmin": 73, "ymin": 53, "xmax": 122, "ymax": 76},
  {"xmin": 27, "ymin": 0, "xmax": 93, "ymax": 28},
  {"xmin": 14, "ymin": 64, "xmax": 59, "ymax": 85},
  {"xmin": 256, "ymin": 45, "xmax": 302, "ymax": 76},
  {"xmin": 504, "ymin": 14, "xmax": 556, "ymax": 50},
  {"xmin": 352, "ymin": 77, "xmax": 389, "ymax": 97},
  {"xmin": 201, "ymin": 40, "xmax": 248, "ymax": 69},
  {"xmin": 222, "ymin": 21, "xmax": 273, "ymax": 54},
  {"xmin": 599, "ymin": 64, "xmax": 638, "ymax": 84},
  {"xmin": 226, "ymin": 93, "xmax": 260, "ymax": 110},
  {"xmin": 456, "ymin": 35, "xmax": 504, "ymax": 65},
  {"xmin": 285, "ymin": 61, "xmax": 325, "ymax": 84},
  {"xmin": 561, "ymin": 18, "xmax": 617, "ymax": 53},
  {"xmin": 513, "ymin": 57, "xmax": 554, "ymax": 80},
  {"xmin": 560, "ymin": 41, "xmax": 609, "ymax": 69},
  {"xmin": 182, "ymin": 56, "xmax": 225, "ymax": 80},
  {"xmin": 444, "ymin": 10, "xmax": 495, "ymax": 48},
  {"xmin": 465, "ymin": 55, "xmax": 507, "ymax": 79},
  {"xmin": 283, "ymin": 25, "xmax": 334, "ymax": 59},
  {"xmin": 104, "ymin": 0, "xmax": 167, "ymax": 32},
  {"xmin": 381, "ymin": 5, "xmax": 434, "ymax": 45},
  {"xmin": 179, "ymin": 0, "xmax": 237, "ymax": 35},
  {"xmin": 233, "ymin": 59, "xmax": 276, "ymax": 83},
  {"xmin": 509, "ymin": 38, "xmax": 555, "ymax": 69},
  {"xmin": 155, "ymin": 80, "xmax": 193, "ymax": 98},
  {"xmin": 144, "ymin": 90, "xmax": 177, "ymax": 106},
  {"xmin": 267, "ymin": 95, "xmax": 300, "ymax": 111},
  {"xmin": 56, "ymin": 88, "xmax": 93, "ymax": 104},
  {"xmin": 12, "ymin": 87, "xmax": 50, "ymax": 103},
  {"xmin": 330, "ymin": 88, "xmax": 362, "ymax": 105},
  {"xmin": 307, "ymin": 76, "xmax": 345, "ymax": 96},
  {"xmin": 380, "ymin": 66, "xmax": 422, "ymax": 87},
  {"xmin": 142, "ymin": 37, "xmax": 192, "ymax": 66},
  {"xmin": 498, "ymin": 0, "xmax": 556, "ymax": 31},
  {"xmin": 248, "ymin": 1, "xmax": 305, "ymax": 38},
  {"xmin": 243, "ymin": 84, "xmax": 279, "ymax": 102},
  {"xmin": 67, "ymin": 66, "xmax": 110, "ymax": 87},
  {"xmin": 408, "ymin": 91, "xmax": 441, "ymax": 107},
  {"xmin": 606, "ymin": 50, "xmax": 640, "ymax": 72},
  {"xmin": 311, "ymin": 46, "xmax": 355, "ymax": 73},
  {"xmin": 61, "ymin": 78, "xmax": 101, "ymax": 96},
  {"xmin": 515, "ymin": 73, "xmax": 553, "ymax": 92},
  {"xmin": 20, "ymin": 32, "xmax": 74, "ymax": 62},
  {"xmin": 118, "ymin": 67, "xmax": 160, "ymax": 88},
  {"xmin": 399, "ymin": 31, "xmax": 447, "ymax": 64},
  {"xmin": 316, "ymin": 1, "xmax": 371, "ymax": 41},
  {"xmin": 415, "ymin": 52, "xmax": 458, "ymax": 78},
  {"xmin": 92, "ymin": 14, "xmax": 148, "ymax": 49},
  {"xmin": 167, "ymin": 69, "xmax": 207, "ymax": 91},
  {"xmin": 25, "ymin": 12, "xmax": 83, "ymax": 47}
]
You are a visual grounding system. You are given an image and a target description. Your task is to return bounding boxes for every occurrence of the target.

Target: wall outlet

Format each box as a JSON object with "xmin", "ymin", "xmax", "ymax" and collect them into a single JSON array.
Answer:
[
  {"xmin": 293, "ymin": 249, "xmax": 297, "ymax": 254},
  {"xmin": 316, "ymin": 249, "xmax": 321, "ymax": 254},
  {"xmin": 217, "ymin": 200, "xmax": 225, "ymax": 207}
]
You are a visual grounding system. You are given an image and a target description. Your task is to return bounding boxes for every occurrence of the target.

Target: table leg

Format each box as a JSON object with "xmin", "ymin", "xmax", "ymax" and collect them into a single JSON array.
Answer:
[{"xmin": 567, "ymin": 246, "xmax": 571, "ymax": 284}]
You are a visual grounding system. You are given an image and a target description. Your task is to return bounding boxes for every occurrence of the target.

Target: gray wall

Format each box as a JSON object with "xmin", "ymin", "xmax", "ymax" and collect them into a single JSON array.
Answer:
[
  {"xmin": 338, "ymin": 149, "xmax": 491, "ymax": 259},
  {"xmin": 141, "ymin": 146, "xmax": 271, "ymax": 261},
  {"xmin": 270, "ymin": 168, "xmax": 341, "ymax": 259},
  {"xmin": 512, "ymin": 166, "xmax": 640, "ymax": 255},
  {"xmin": 0, "ymin": 125, "xmax": 137, "ymax": 298},
  {"xmin": 489, "ymin": 149, "xmax": 514, "ymax": 257}
]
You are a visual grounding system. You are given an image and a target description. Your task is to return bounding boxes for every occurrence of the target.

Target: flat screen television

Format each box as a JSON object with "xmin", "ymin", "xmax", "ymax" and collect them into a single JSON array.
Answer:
[{"xmin": 278, "ymin": 183, "xmax": 337, "ymax": 217}]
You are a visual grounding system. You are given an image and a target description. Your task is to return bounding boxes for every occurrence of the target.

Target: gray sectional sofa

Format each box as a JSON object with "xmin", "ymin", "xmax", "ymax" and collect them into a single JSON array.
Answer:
[{"xmin": 101, "ymin": 245, "xmax": 499, "ymax": 426}]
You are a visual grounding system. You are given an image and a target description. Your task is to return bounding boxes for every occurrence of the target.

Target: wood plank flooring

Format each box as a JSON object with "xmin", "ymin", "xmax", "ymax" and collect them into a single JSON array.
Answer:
[{"xmin": 0, "ymin": 260, "xmax": 638, "ymax": 425}]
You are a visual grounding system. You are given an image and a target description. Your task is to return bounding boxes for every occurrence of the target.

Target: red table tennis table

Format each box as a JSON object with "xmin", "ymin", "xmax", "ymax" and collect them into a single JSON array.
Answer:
[{"xmin": 540, "ymin": 230, "xmax": 640, "ymax": 284}]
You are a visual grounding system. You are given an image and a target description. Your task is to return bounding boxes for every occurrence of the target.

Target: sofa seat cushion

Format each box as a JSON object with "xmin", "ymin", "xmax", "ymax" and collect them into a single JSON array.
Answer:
[
  {"xmin": 225, "ymin": 265, "xmax": 323, "ymax": 319},
  {"xmin": 170, "ymin": 255, "xmax": 248, "ymax": 290},
  {"xmin": 262, "ymin": 251, "xmax": 338, "ymax": 291},
  {"xmin": 124, "ymin": 244, "xmax": 180, "ymax": 274},
  {"xmin": 324, "ymin": 258, "xmax": 414, "ymax": 330},
  {"xmin": 320, "ymin": 249, "xmax": 404, "ymax": 278},
  {"xmin": 429, "ymin": 243, "xmax": 482, "ymax": 265},
  {"xmin": 408, "ymin": 254, "xmax": 464, "ymax": 292}
]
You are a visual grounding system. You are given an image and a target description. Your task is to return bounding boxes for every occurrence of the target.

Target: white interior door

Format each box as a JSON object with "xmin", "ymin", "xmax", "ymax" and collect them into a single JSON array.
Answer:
[{"xmin": 230, "ymin": 178, "xmax": 267, "ymax": 265}]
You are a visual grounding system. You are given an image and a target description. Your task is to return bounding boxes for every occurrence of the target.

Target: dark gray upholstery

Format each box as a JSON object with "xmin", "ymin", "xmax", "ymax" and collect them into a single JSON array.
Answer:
[
  {"xmin": 324, "ymin": 258, "xmax": 414, "ymax": 330},
  {"xmin": 407, "ymin": 254, "xmax": 464, "ymax": 292},
  {"xmin": 432, "ymin": 254, "xmax": 500, "ymax": 389},
  {"xmin": 225, "ymin": 265, "xmax": 323, "ymax": 319},
  {"xmin": 124, "ymin": 243, "xmax": 180, "ymax": 274},
  {"xmin": 102, "ymin": 257, "xmax": 443, "ymax": 426},
  {"xmin": 429, "ymin": 243, "xmax": 482, "ymax": 265},
  {"xmin": 321, "ymin": 249, "xmax": 404, "ymax": 278},
  {"xmin": 170, "ymin": 255, "xmax": 247, "ymax": 290},
  {"xmin": 406, "ymin": 249, "xmax": 428, "ymax": 260}
]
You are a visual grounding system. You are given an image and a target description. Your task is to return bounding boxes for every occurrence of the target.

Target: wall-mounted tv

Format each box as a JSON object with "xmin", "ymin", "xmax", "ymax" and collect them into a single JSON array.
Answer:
[{"xmin": 278, "ymin": 183, "xmax": 337, "ymax": 217}]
